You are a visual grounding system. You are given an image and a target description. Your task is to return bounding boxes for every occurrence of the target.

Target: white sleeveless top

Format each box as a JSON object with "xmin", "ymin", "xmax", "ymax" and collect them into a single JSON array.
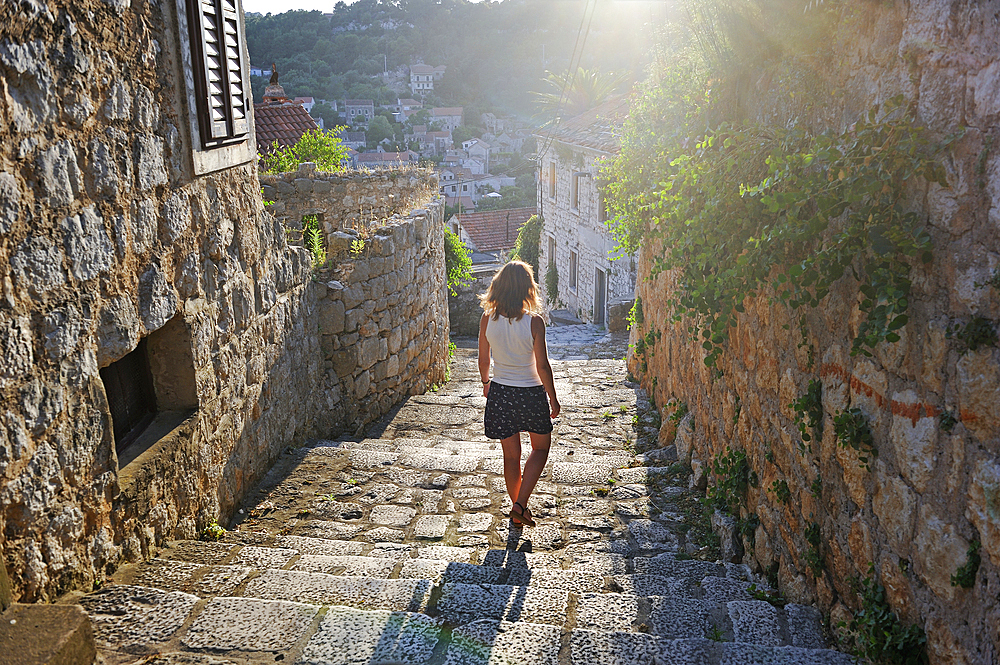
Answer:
[{"xmin": 486, "ymin": 313, "xmax": 542, "ymax": 387}]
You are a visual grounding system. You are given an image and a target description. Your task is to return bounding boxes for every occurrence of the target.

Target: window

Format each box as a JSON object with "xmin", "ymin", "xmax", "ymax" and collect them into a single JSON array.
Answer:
[
  {"xmin": 100, "ymin": 339, "xmax": 157, "ymax": 457},
  {"xmin": 548, "ymin": 163, "xmax": 556, "ymax": 199},
  {"xmin": 186, "ymin": 0, "xmax": 249, "ymax": 149},
  {"xmin": 102, "ymin": 315, "xmax": 199, "ymax": 469},
  {"xmin": 571, "ymin": 173, "xmax": 580, "ymax": 210},
  {"xmin": 598, "ymin": 191, "xmax": 608, "ymax": 224},
  {"xmin": 569, "ymin": 250, "xmax": 578, "ymax": 291},
  {"xmin": 177, "ymin": 0, "xmax": 253, "ymax": 174},
  {"xmin": 462, "ymin": 184, "xmax": 468, "ymax": 192}
]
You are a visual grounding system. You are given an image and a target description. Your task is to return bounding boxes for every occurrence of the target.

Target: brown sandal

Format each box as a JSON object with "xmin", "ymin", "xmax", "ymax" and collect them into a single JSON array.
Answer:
[{"xmin": 509, "ymin": 502, "xmax": 536, "ymax": 527}]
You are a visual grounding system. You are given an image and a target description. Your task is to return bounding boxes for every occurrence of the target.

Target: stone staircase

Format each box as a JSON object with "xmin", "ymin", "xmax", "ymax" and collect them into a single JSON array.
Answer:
[{"xmin": 74, "ymin": 330, "xmax": 852, "ymax": 665}]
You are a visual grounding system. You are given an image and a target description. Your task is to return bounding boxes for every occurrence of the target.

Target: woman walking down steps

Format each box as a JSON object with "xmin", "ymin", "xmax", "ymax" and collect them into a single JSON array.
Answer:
[{"xmin": 478, "ymin": 261, "xmax": 561, "ymax": 528}]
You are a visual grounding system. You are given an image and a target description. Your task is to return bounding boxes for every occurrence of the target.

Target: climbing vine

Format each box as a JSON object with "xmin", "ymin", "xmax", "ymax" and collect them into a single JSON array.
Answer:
[{"xmin": 605, "ymin": 95, "xmax": 956, "ymax": 368}]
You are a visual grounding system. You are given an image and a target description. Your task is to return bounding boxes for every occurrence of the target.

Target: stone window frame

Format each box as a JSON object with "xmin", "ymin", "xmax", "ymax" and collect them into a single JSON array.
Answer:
[
  {"xmin": 548, "ymin": 162, "xmax": 556, "ymax": 199},
  {"xmin": 569, "ymin": 249, "xmax": 579, "ymax": 292},
  {"xmin": 175, "ymin": 0, "xmax": 256, "ymax": 175}
]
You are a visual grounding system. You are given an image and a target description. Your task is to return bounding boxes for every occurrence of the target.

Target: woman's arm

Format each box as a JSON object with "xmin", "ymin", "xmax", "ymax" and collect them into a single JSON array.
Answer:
[
  {"xmin": 478, "ymin": 312, "xmax": 492, "ymax": 397},
  {"xmin": 531, "ymin": 315, "xmax": 560, "ymax": 418}
]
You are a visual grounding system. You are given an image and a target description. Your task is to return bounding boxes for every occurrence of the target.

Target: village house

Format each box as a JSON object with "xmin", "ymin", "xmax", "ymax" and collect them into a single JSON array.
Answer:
[
  {"xmin": 332, "ymin": 128, "xmax": 367, "ymax": 151},
  {"xmin": 448, "ymin": 207, "xmax": 537, "ymax": 263},
  {"xmin": 344, "ymin": 99, "xmax": 375, "ymax": 126},
  {"xmin": 535, "ymin": 96, "xmax": 634, "ymax": 326},
  {"xmin": 462, "ymin": 138, "xmax": 491, "ymax": 173},
  {"xmin": 431, "ymin": 107, "xmax": 464, "ymax": 133},
  {"xmin": 292, "ymin": 96, "xmax": 316, "ymax": 114},
  {"xmin": 254, "ymin": 83, "xmax": 319, "ymax": 154},
  {"xmin": 409, "ymin": 64, "xmax": 446, "ymax": 96}
]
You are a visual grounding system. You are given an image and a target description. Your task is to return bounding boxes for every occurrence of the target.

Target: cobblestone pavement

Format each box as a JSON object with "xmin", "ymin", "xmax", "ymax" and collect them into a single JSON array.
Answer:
[{"xmin": 74, "ymin": 325, "xmax": 851, "ymax": 665}]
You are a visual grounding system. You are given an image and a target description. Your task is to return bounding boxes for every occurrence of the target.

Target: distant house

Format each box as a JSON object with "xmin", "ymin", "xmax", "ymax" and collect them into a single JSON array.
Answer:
[
  {"xmin": 431, "ymin": 107, "xmax": 463, "ymax": 133},
  {"xmin": 293, "ymin": 97, "xmax": 316, "ymax": 113},
  {"xmin": 333, "ymin": 128, "xmax": 367, "ymax": 151},
  {"xmin": 356, "ymin": 150, "xmax": 419, "ymax": 169},
  {"xmin": 448, "ymin": 207, "xmax": 537, "ymax": 259},
  {"xmin": 463, "ymin": 138, "xmax": 490, "ymax": 173},
  {"xmin": 439, "ymin": 170, "xmax": 515, "ymax": 207},
  {"xmin": 253, "ymin": 83, "xmax": 318, "ymax": 153},
  {"xmin": 250, "ymin": 65, "xmax": 272, "ymax": 78},
  {"xmin": 535, "ymin": 96, "xmax": 634, "ymax": 325},
  {"xmin": 388, "ymin": 97, "xmax": 423, "ymax": 122},
  {"xmin": 410, "ymin": 64, "xmax": 446, "ymax": 96},
  {"xmin": 345, "ymin": 99, "xmax": 375, "ymax": 125}
]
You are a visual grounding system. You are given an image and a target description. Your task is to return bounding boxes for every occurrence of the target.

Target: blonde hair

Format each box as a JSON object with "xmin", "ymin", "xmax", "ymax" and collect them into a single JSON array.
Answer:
[{"xmin": 479, "ymin": 261, "xmax": 542, "ymax": 321}]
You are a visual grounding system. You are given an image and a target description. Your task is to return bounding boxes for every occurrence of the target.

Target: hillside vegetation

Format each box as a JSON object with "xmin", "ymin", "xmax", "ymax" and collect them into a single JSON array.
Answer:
[{"xmin": 245, "ymin": 0, "xmax": 664, "ymax": 120}]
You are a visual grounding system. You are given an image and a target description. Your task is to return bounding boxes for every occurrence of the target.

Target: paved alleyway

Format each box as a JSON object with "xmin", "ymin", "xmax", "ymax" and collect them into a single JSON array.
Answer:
[{"xmin": 73, "ymin": 325, "xmax": 852, "ymax": 665}]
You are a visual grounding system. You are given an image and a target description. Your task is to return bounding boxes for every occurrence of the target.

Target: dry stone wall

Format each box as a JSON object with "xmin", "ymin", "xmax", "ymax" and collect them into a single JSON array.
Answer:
[
  {"xmin": 0, "ymin": 0, "xmax": 448, "ymax": 603},
  {"xmin": 314, "ymin": 203, "xmax": 450, "ymax": 429},
  {"xmin": 630, "ymin": 3, "xmax": 999, "ymax": 664},
  {"xmin": 260, "ymin": 165, "xmax": 437, "ymax": 240}
]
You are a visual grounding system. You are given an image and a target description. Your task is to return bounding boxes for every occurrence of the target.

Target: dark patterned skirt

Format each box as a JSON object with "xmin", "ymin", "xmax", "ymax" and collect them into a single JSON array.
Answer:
[{"xmin": 484, "ymin": 382, "xmax": 553, "ymax": 440}]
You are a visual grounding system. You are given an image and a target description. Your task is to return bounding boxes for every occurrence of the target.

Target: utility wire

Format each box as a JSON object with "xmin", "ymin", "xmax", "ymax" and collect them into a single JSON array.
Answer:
[{"xmin": 535, "ymin": 0, "xmax": 599, "ymax": 163}]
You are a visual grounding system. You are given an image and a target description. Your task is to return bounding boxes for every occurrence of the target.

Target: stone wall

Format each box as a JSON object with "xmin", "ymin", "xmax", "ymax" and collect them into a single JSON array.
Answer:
[
  {"xmin": 314, "ymin": 202, "xmax": 450, "ymax": 429},
  {"xmin": 0, "ymin": 0, "xmax": 448, "ymax": 603},
  {"xmin": 448, "ymin": 267, "xmax": 496, "ymax": 336},
  {"xmin": 260, "ymin": 165, "xmax": 437, "ymax": 240},
  {"xmin": 630, "ymin": 3, "xmax": 999, "ymax": 663}
]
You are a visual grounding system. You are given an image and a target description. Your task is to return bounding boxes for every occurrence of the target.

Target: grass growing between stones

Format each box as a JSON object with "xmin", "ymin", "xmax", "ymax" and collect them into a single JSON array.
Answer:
[{"xmin": 843, "ymin": 567, "xmax": 928, "ymax": 665}]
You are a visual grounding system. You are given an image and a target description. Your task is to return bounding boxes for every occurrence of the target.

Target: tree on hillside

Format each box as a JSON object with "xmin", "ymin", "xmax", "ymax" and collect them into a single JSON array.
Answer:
[
  {"xmin": 367, "ymin": 115, "xmax": 395, "ymax": 147},
  {"xmin": 532, "ymin": 67, "xmax": 629, "ymax": 126}
]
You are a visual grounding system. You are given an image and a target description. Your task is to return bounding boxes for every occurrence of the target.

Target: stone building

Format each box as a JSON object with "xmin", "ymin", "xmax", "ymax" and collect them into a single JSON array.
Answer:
[
  {"xmin": 536, "ymin": 97, "xmax": 634, "ymax": 325},
  {"xmin": 0, "ymin": 0, "xmax": 448, "ymax": 603}
]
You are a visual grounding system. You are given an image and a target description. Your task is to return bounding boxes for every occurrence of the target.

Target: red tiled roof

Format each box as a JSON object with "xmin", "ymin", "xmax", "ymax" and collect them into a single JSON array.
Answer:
[
  {"xmin": 253, "ymin": 101, "xmax": 318, "ymax": 151},
  {"xmin": 454, "ymin": 207, "xmax": 537, "ymax": 253},
  {"xmin": 432, "ymin": 107, "xmax": 463, "ymax": 117},
  {"xmin": 538, "ymin": 95, "xmax": 629, "ymax": 154},
  {"xmin": 356, "ymin": 151, "xmax": 417, "ymax": 163},
  {"xmin": 345, "ymin": 99, "xmax": 374, "ymax": 107},
  {"xmin": 410, "ymin": 64, "xmax": 436, "ymax": 74}
]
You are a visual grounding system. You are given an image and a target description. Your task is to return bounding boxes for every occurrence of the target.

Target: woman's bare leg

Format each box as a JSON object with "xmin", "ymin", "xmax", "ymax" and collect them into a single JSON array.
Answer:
[
  {"xmin": 500, "ymin": 433, "xmax": 522, "ymax": 505},
  {"xmin": 515, "ymin": 432, "xmax": 551, "ymax": 509}
]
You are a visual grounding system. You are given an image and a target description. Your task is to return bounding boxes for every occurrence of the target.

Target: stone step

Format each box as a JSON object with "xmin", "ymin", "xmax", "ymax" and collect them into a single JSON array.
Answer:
[
  {"xmin": 436, "ymin": 582, "xmax": 569, "ymax": 626},
  {"xmin": 299, "ymin": 605, "xmax": 442, "ymax": 665},
  {"xmin": 570, "ymin": 632, "xmax": 854, "ymax": 665},
  {"xmin": 243, "ymin": 569, "xmax": 433, "ymax": 611},
  {"xmin": 443, "ymin": 619, "xmax": 561, "ymax": 665}
]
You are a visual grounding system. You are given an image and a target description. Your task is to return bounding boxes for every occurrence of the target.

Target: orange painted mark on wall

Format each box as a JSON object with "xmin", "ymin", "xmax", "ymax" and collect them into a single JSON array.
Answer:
[{"xmin": 819, "ymin": 362, "xmax": 943, "ymax": 426}]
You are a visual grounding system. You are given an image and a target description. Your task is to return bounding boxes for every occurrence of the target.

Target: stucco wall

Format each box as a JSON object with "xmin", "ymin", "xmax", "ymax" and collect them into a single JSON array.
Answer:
[
  {"xmin": 0, "ymin": 0, "xmax": 448, "ymax": 602},
  {"xmin": 630, "ymin": 3, "xmax": 1000, "ymax": 663}
]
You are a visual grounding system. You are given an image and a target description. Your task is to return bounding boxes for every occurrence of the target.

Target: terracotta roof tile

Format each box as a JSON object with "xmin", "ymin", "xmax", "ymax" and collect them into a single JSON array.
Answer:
[
  {"xmin": 253, "ymin": 102, "xmax": 318, "ymax": 152},
  {"xmin": 454, "ymin": 207, "xmax": 537, "ymax": 253}
]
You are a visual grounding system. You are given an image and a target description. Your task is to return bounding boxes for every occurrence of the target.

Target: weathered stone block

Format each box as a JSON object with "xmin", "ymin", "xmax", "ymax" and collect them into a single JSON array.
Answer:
[
  {"xmin": 62, "ymin": 206, "xmax": 115, "ymax": 281},
  {"xmin": 966, "ymin": 458, "xmax": 1000, "ymax": 567},
  {"xmin": 872, "ymin": 463, "xmax": 916, "ymax": 554},
  {"xmin": 360, "ymin": 337, "xmax": 380, "ymax": 370},
  {"xmin": 956, "ymin": 349, "xmax": 1000, "ymax": 442},
  {"xmin": 913, "ymin": 504, "xmax": 968, "ymax": 601},
  {"xmin": 0, "ymin": 172, "xmax": 20, "ymax": 234},
  {"xmin": 37, "ymin": 140, "xmax": 83, "ymax": 208},
  {"xmin": 134, "ymin": 135, "xmax": 167, "ymax": 191},
  {"xmin": 319, "ymin": 300, "xmax": 345, "ymax": 334},
  {"xmin": 161, "ymin": 191, "xmax": 191, "ymax": 244},
  {"xmin": 11, "ymin": 236, "xmax": 66, "ymax": 296},
  {"xmin": 139, "ymin": 264, "xmax": 177, "ymax": 332}
]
